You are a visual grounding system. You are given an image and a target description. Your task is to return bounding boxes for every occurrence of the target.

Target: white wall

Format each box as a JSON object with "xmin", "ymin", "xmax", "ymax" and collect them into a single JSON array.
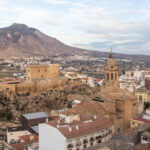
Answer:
[
  {"xmin": 39, "ymin": 124, "xmax": 66, "ymax": 150},
  {"xmin": 7, "ymin": 130, "xmax": 30, "ymax": 144}
]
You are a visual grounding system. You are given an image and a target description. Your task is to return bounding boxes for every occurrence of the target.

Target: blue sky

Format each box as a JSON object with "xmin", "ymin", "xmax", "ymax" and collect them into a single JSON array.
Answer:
[{"xmin": 1, "ymin": 0, "xmax": 150, "ymax": 55}]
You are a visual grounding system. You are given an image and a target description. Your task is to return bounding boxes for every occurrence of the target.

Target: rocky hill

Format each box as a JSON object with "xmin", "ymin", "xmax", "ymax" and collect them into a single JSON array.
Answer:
[{"xmin": 0, "ymin": 23, "xmax": 85, "ymax": 58}]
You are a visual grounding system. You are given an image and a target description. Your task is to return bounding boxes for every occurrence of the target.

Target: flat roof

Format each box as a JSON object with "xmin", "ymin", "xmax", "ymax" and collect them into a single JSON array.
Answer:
[
  {"xmin": 7, "ymin": 126, "xmax": 25, "ymax": 132},
  {"xmin": 31, "ymin": 126, "xmax": 39, "ymax": 134},
  {"xmin": 23, "ymin": 112, "xmax": 48, "ymax": 120}
]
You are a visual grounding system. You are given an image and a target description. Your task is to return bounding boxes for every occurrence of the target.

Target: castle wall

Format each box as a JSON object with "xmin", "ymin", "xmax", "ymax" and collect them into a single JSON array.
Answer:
[
  {"xmin": 0, "ymin": 83, "xmax": 16, "ymax": 92},
  {"xmin": 16, "ymin": 82, "xmax": 35, "ymax": 93},
  {"xmin": 26, "ymin": 64, "xmax": 60, "ymax": 81}
]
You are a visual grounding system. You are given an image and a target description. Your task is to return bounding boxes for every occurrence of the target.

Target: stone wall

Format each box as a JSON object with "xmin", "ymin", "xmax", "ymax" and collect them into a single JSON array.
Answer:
[{"xmin": 26, "ymin": 64, "xmax": 60, "ymax": 81}]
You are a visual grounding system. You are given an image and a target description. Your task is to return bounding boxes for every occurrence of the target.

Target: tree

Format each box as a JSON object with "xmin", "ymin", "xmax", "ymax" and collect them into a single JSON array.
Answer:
[{"xmin": 135, "ymin": 131, "xmax": 143, "ymax": 144}]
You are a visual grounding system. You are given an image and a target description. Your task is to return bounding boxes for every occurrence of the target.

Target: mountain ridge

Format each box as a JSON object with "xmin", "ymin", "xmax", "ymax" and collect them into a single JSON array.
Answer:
[
  {"xmin": 0, "ymin": 23, "xmax": 85, "ymax": 58},
  {"xmin": 0, "ymin": 23, "xmax": 150, "ymax": 62}
]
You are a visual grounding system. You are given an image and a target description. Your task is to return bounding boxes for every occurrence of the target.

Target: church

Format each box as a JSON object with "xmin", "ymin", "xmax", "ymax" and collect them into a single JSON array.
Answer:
[{"xmin": 93, "ymin": 50, "xmax": 137, "ymax": 132}]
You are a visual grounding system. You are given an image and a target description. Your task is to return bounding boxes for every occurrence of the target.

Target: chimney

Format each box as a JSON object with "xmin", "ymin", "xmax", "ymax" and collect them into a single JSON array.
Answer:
[
  {"xmin": 94, "ymin": 115, "xmax": 97, "ymax": 119},
  {"xmin": 58, "ymin": 119, "xmax": 60, "ymax": 124},
  {"xmin": 68, "ymin": 127, "xmax": 72, "ymax": 132},
  {"xmin": 30, "ymin": 135, "xmax": 34, "ymax": 140},
  {"xmin": 76, "ymin": 125, "xmax": 79, "ymax": 130},
  {"xmin": 57, "ymin": 124, "xmax": 60, "ymax": 128}
]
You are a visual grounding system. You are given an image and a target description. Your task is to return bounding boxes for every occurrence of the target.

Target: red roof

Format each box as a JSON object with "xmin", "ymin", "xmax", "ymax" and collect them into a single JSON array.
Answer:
[
  {"xmin": 82, "ymin": 77, "xmax": 88, "ymax": 81},
  {"xmin": 11, "ymin": 135, "xmax": 38, "ymax": 150},
  {"xmin": 47, "ymin": 117, "xmax": 112, "ymax": 139},
  {"xmin": 4, "ymin": 80, "xmax": 20, "ymax": 84},
  {"xmin": 146, "ymin": 108, "xmax": 150, "ymax": 111}
]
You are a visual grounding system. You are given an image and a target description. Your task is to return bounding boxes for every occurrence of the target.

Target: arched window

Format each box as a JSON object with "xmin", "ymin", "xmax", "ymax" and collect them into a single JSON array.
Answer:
[
  {"xmin": 111, "ymin": 73, "xmax": 113, "ymax": 80},
  {"xmin": 107, "ymin": 73, "xmax": 109, "ymax": 80}
]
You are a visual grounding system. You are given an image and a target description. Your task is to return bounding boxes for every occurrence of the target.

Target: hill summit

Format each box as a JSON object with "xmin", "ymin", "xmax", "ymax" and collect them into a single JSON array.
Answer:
[{"xmin": 0, "ymin": 23, "xmax": 83, "ymax": 58}]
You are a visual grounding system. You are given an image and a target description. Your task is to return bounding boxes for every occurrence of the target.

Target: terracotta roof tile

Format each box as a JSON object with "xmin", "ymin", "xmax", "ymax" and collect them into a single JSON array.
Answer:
[{"xmin": 47, "ymin": 117, "xmax": 112, "ymax": 139}]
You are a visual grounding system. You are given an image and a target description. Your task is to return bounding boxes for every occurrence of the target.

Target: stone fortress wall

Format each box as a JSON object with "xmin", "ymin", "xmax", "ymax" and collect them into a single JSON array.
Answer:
[
  {"xmin": 26, "ymin": 64, "xmax": 60, "ymax": 81},
  {"xmin": 0, "ymin": 64, "xmax": 68, "ymax": 94}
]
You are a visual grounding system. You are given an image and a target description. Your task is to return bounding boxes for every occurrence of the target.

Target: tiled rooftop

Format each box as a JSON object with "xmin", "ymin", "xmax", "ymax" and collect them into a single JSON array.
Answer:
[{"xmin": 47, "ymin": 117, "xmax": 112, "ymax": 139}]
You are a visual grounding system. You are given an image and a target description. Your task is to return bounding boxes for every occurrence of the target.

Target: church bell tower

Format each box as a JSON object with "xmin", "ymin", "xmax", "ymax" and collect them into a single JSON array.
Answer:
[{"xmin": 104, "ymin": 50, "xmax": 119, "ymax": 87}]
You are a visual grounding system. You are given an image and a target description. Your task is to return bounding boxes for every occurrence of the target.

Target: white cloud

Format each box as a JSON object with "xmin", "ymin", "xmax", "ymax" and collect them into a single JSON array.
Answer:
[{"xmin": 43, "ymin": 0, "xmax": 83, "ymax": 6}]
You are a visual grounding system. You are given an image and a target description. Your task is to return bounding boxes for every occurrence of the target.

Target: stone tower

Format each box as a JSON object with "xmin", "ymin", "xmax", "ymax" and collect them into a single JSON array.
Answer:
[{"xmin": 104, "ymin": 50, "xmax": 119, "ymax": 87}]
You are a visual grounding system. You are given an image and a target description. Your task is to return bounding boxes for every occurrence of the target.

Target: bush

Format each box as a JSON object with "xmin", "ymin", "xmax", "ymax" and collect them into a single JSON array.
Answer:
[{"xmin": 144, "ymin": 102, "xmax": 150, "ymax": 110}]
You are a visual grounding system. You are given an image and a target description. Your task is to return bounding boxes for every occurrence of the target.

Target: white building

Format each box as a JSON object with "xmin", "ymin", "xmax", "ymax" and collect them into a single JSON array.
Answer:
[
  {"xmin": 39, "ymin": 116, "xmax": 113, "ymax": 150},
  {"xmin": 143, "ymin": 108, "xmax": 150, "ymax": 121},
  {"xmin": 7, "ymin": 126, "xmax": 31, "ymax": 144},
  {"xmin": 141, "ymin": 132, "xmax": 150, "ymax": 144}
]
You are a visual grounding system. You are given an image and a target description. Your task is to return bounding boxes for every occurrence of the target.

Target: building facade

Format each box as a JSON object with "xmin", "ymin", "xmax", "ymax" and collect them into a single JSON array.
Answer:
[
  {"xmin": 39, "ymin": 116, "xmax": 113, "ymax": 150},
  {"xmin": 135, "ymin": 87, "xmax": 149, "ymax": 103},
  {"xmin": 26, "ymin": 64, "xmax": 60, "ymax": 81}
]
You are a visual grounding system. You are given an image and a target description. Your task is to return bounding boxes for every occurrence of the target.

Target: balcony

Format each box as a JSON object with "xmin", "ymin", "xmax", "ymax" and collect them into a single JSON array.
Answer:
[
  {"xmin": 67, "ymin": 144, "xmax": 74, "ymax": 149},
  {"xmin": 83, "ymin": 139, "xmax": 88, "ymax": 144}
]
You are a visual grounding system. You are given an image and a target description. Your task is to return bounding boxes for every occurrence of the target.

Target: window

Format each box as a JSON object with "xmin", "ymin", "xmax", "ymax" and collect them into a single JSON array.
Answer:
[
  {"xmin": 45, "ymin": 69, "xmax": 47, "ymax": 72},
  {"xmin": 83, "ymin": 139, "xmax": 88, "ymax": 144},
  {"xmin": 107, "ymin": 73, "xmax": 109, "ymax": 80},
  {"xmin": 111, "ymin": 73, "xmax": 113, "ymax": 80},
  {"xmin": 139, "ymin": 95, "xmax": 142, "ymax": 101},
  {"xmin": 90, "ymin": 137, "xmax": 94, "ymax": 141},
  {"xmin": 96, "ymin": 136, "xmax": 101, "ymax": 140},
  {"xmin": 38, "ymin": 70, "xmax": 40, "ymax": 72},
  {"xmin": 90, "ymin": 142, "xmax": 93, "ymax": 146},
  {"xmin": 97, "ymin": 140, "xmax": 101, "ymax": 143},
  {"xmin": 67, "ymin": 144, "xmax": 74, "ymax": 148}
]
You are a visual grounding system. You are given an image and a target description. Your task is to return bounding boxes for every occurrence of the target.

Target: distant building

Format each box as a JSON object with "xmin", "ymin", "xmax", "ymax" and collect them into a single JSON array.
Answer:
[
  {"xmin": 130, "ymin": 108, "xmax": 150, "ymax": 129},
  {"xmin": 7, "ymin": 126, "xmax": 31, "ymax": 144},
  {"xmin": 26, "ymin": 64, "xmax": 60, "ymax": 81},
  {"xmin": 0, "ymin": 64, "xmax": 67, "ymax": 94},
  {"xmin": 11, "ymin": 134, "xmax": 38, "ymax": 150},
  {"xmin": 120, "ymin": 79, "xmax": 138, "ymax": 92},
  {"xmin": 135, "ymin": 87, "xmax": 149, "ymax": 103},
  {"xmin": 104, "ymin": 50, "xmax": 119, "ymax": 87},
  {"xmin": 130, "ymin": 118, "xmax": 148, "ymax": 129},
  {"xmin": 22, "ymin": 112, "xmax": 49, "ymax": 134},
  {"xmin": 143, "ymin": 108, "xmax": 150, "ymax": 121},
  {"xmin": 145, "ymin": 78, "xmax": 150, "ymax": 90},
  {"xmin": 141, "ymin": 132, "xmax": 150, "ymax": 144},
  {"xmin": 7, "ymin": 112, "xmax": 48, "ymax": 146},
  {"xmin": 39, "ymin": 116, "xmax": 113, "ymax": 150},
  {"xmin": 95, "ymin": 50, "xmax": 137, "ymax": 132}
]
